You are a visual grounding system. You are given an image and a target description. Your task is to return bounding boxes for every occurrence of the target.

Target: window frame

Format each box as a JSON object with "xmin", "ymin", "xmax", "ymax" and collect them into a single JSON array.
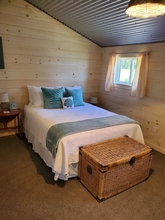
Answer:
[{"xmin": 114, "ymin": 56, "xmax": 137, "ymax": 86}]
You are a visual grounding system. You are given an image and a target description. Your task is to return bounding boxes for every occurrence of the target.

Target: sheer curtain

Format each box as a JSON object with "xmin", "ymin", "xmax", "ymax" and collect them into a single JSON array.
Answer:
[
  {"xmin": 104, "ymin": 52, "xmax": 149, "ymax": 98},
  {"xmin": 104, "ymin": 54, "xmax": 116, "ymax": 91},
  {"xmin": 131, "ymin": 52, "xmax": 149, "ymax": 98}
]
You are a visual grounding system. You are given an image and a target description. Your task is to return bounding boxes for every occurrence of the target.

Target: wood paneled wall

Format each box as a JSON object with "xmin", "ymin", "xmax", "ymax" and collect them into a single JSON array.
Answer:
[
  {"xmin": 0, "ymin": 0, "xmax": 164, "ymax": 155},
  {"xmin": 0, "ymin": 0, "xmax": 101, "ymax": 136},
  {"xmin": 100, "ymin": 44, "xmax": 165, "ymax": 154}
]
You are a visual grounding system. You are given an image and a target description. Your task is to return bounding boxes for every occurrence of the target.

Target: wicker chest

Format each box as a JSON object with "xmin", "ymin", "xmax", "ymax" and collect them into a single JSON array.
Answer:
[{"xmin": 78, "ymin": 136, "xmax": 153, "ymax": 201}]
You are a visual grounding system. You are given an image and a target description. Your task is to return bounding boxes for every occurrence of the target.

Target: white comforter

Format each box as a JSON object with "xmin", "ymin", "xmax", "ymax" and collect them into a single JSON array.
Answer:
[{"xmin": 23, "ymin": 103, "xmax": 144, "ymax": 181}]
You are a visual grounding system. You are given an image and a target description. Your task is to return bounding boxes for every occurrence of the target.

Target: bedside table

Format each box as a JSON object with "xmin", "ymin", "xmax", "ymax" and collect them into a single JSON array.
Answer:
[{"xmin": 0, "ymin": 108, "xmax": 22, "ymax": 135}]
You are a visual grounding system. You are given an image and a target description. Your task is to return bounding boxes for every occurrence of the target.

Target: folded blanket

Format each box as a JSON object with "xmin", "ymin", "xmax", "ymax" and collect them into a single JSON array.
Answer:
[{"xmin": 46, "ymin": 115, "xmax": 140, "ymax": 158}]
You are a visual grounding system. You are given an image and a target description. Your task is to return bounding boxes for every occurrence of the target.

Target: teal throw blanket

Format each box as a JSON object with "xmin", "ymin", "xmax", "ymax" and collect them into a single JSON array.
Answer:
[{"xmin": 46, "ymin": 115, "xmax": 140, "ymax": 158}]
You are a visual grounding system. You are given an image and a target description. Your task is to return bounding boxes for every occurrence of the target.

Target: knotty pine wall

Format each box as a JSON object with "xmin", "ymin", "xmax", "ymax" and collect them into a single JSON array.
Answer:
[
  {"xmin": 0, "ymin": 0, "xmax": 101, "ymax": 136},
  {"xmin": 0, "ymin": 0, "xmax": 164, "ymax": 155},
  {"xmin": 100, "ymin": 44, "xmax": 165, "ymax": 154}
]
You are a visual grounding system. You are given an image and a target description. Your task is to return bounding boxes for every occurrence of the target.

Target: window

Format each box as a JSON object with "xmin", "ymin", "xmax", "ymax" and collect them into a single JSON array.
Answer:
[
  {"xmin": 105, "ymin": 52, "xmax": 148, "ymax": 98},
  {"xmin": 114, "ymin": 57, "xmax": 137, "ymax": 86}
]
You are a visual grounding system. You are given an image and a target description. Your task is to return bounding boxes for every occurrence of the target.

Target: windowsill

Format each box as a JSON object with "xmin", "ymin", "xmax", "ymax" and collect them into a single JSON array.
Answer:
[{"xmin": 114, "ymin": 83, "xmax": 132, "ymax": 89}]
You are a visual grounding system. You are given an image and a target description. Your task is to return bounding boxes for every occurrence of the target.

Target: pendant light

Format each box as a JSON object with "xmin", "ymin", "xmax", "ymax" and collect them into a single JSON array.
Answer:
[{"xmin": 125, "ymin": 0, "xmax": 165, "ymax": 18}]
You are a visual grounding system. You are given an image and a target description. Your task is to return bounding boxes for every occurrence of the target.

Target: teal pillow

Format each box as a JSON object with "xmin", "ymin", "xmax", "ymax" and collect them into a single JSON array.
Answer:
[
  {"xmin": 65, "ymin": 88, "xmax": 84, "ymax": 107},
  {"xmin": 41, "ymin": 87, "xmax": 63, "ymax": 109}
]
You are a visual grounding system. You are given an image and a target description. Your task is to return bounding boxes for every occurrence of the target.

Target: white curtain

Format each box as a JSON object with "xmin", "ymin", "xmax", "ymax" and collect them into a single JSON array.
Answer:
[
  {"xmin": 104, "ymin": 54, "xmax": 116, "ymax": 91},
  {"xmin": 131, "ymin": 52, "xmax": 149, "ymax": 98}
]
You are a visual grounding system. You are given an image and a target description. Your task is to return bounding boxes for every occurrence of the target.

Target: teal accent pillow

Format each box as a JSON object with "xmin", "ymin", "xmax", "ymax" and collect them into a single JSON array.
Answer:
[
  {"xmin": 41, "ymin": 87, "xmax": 63, "ymax": 109},
  {"xmin": 61, "ymin": 96, "xmax": 74, "ymax": 109},
  {"xmin": 65, "ymin": 88, "xmax": 84, "ymax": 107}
]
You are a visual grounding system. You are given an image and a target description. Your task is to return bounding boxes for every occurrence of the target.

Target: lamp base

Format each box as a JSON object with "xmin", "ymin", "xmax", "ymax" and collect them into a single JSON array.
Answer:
[{"xmin": 0, "ymin": 102, "xmax": 9, "ymax": 111}]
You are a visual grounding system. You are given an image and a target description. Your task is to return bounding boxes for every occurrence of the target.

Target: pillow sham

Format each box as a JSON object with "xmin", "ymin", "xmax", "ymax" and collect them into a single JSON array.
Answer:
[
  {"xmin": 31, "ymin": 86, "xmax": 44, "ymax": 107},
  {"xmin": 65, "ymin": 85, "xmax": 81, "ymax": 90},
  {"xmin": 27, "ymin": 86, "xmax": 55, "ymax": 107},
  {"xmin": 27, "ymin": 85, "xmax": 33, "ymax": 105},
  {"xmin": 41, "ymin": 87, "xmax": 63, "ymax": 109},
  {"xmin": 65, "ymin": 88, "xmax": 84, "ymax": 107},
  {"xmin": 61, "ymin": 96, "xmax": 74, "ymax": 109}
]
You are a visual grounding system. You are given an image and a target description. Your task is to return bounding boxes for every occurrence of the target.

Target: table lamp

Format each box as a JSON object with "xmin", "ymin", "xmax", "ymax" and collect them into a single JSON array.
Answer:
[{"xmin": 0, "ymin": 92, "xmax": 9, "ymax": 111}]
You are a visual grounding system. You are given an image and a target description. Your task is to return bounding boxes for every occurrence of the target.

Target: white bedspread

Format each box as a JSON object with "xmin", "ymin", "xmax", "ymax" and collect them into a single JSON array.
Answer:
[{"xmin": 23, "ymin": 103, "xmax": 144, "ymax": 181}]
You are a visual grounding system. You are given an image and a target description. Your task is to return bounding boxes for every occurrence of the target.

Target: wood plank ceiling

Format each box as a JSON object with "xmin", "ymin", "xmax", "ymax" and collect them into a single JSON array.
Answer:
[{"xmin": 25, "ymin": 0, "xmax": 165, "ymax": 47}]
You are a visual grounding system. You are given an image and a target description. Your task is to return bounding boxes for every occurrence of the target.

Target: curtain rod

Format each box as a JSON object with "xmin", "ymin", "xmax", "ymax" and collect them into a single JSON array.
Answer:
[{"xmin": 109, "ymin": 51, "xmax": 148, "ymax": 55}]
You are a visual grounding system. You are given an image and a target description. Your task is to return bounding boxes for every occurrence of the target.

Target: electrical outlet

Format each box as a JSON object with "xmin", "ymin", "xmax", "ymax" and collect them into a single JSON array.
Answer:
[{"xmin": 152, "ymin": 126, "xmax": 157, "ymax": 133}]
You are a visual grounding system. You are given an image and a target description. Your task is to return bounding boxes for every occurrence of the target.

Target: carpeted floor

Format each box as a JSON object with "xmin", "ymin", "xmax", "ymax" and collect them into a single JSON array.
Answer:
[{"xmin": 0, "ymin": 135, "xmax": 165, "ymax": 220}]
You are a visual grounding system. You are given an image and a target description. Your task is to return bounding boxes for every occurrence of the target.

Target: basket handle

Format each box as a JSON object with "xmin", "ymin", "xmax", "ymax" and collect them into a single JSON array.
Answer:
[
  {"xmin": 129, "ymin": 156, "xmax": 136, "ymax": 166},
  {"xmin": 87, "ymin": 165, "xmax": 92, "ymax": 175}
]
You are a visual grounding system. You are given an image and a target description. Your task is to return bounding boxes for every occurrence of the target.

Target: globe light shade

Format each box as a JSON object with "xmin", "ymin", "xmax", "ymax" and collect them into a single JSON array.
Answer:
[{"xmin": 125, "ymin": 0, "xmax": 165, "ymax": 18}]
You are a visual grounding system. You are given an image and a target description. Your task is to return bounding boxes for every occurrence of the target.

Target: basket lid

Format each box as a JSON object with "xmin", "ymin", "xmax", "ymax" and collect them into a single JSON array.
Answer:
[{"xmin": 81, "ymin": 136, "xmax": 152, "ymax": 168}]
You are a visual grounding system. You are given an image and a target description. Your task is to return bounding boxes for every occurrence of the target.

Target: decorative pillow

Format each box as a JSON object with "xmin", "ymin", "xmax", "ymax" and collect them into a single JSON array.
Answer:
[
  {"xmin": 31, "ymin": 86, "xmax": 44, "ymax": 107},
  {"xmin": 41, "ymin": 87, "xmax": 63, "ymax": 109},
  {"xmin": 65, "ymin": 88, "xmax": 84, "ymax": 107},
  {"xmin": 27, "ymin": 86, "xmax": 55, "ymax": 107},
  {"xmin": 64, "ymin": 85, "xmax": 81, "ymax": 96},
  {"xmin": 61, "ymin": 96, "xmax": 74, "ymax": 109}
]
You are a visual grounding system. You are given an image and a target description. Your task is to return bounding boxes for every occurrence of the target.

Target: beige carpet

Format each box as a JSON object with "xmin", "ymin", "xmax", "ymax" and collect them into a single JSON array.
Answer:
[{"xmin": 0, "ymin": 135, "xmax": 165, "ymax": 220}]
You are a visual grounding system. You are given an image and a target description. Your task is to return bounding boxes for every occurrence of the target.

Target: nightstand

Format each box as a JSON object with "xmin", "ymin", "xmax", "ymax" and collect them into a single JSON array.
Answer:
[{"xmin": 0, "ymin": 108, "xmax": 22, "ymax": 135}]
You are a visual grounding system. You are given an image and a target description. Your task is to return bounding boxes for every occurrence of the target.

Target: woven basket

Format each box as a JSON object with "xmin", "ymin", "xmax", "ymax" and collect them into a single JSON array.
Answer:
[{"xmin": 78, "ymin": 136, "xmax": 153, "ymax": 202}]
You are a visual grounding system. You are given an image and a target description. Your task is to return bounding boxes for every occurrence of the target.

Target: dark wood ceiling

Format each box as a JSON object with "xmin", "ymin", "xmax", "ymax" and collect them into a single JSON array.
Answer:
[{"xmin": 25, "ymin": 0, "xmax": 165, "ymax": 47}]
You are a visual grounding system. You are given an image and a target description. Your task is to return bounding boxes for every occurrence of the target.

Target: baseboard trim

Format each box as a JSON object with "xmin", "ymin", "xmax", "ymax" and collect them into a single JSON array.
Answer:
[{"xmin": 145, "ymin": 141, "xmax": 165, "ymax": 155}]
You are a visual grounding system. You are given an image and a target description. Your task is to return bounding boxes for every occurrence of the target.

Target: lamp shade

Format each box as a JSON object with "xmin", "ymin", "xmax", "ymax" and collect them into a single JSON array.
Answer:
[
  {"xmin": 125, "ymin": 0, "xmax": 165, "ymax": 18},
  {"xmin": 0, "ymin": 92, "xmax": 9, "ymax": 103},
  {"xmin": 90, "ymin": 96, "xmax": 98, "ymax": 105}
]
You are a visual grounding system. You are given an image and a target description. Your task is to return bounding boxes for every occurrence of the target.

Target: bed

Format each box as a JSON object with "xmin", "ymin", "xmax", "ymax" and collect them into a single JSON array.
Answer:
[{"xmin": 23, "ymin": 93, "xmax": 144, "ymax": 181}]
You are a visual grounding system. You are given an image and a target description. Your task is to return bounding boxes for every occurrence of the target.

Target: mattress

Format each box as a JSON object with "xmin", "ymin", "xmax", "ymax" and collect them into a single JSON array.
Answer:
[{"xmin": 23, "ymin": 103, "xmax": 144, "ymax": 181}]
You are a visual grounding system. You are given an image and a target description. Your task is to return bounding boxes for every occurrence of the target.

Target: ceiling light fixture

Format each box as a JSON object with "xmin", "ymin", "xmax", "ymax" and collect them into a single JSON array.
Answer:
[{"xmin": 125, "ymin": 0, "xmax": 165, "ymax": 18}]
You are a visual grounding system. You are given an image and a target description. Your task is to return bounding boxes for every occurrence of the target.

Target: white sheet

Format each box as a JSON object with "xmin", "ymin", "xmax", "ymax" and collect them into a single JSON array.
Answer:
[{"xmin": 23, "ymin": 103, "xmax": 144, "ymax": 181}]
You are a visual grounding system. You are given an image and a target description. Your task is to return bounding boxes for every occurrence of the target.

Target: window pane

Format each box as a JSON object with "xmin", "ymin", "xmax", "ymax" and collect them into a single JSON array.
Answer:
[
  {"xmin": 119, "ymin": 60, "xmax": 131, "ymax": 83},
  {"xmin": 114, "ymin": 57, "xmax": 137, "ymax": 85}
]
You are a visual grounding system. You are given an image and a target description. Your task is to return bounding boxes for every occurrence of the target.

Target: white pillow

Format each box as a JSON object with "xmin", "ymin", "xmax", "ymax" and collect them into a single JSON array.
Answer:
[
  {"xmin": 27, "ymin": 85, "xmax": 33, "ymax": 105},
  {"xmin": 61, "ymin": 96, "xmax": 74, "ymax": 109},
  {"xmin": 27, "ymin": 86, "xmax": 54, "ymax": 107},
  {"xmin": 31, "ymin": 86, "xmax": 44, "ymax": 107},
  {"xmin": 65, "ymin": 85, "xmax": 81, "ymax": 90}
]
